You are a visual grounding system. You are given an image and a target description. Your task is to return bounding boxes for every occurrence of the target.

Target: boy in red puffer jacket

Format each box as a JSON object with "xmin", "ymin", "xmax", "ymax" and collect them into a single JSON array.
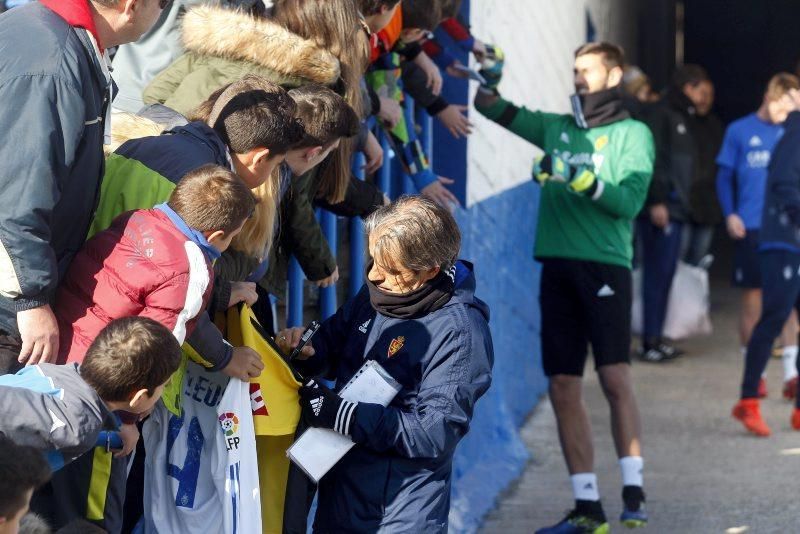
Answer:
[
  {"xmin": 56, "ymin": 164, "xmax": 256, "ymax": 368},
  {"xmin": 42, "ymin": 164, "xmax": 260, "ymax": 532}
]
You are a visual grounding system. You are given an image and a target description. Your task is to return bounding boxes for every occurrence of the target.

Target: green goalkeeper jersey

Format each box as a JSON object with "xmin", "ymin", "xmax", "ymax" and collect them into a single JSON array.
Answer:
[{"xmin": 476, "ymin": 96, "xmax": 654, "ymax": 269}]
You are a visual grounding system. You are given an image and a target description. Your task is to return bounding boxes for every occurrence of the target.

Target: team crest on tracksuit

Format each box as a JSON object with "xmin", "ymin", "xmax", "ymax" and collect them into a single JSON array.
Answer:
[{"xmin": 388, "ymin": 336, "xmax": 405, "ymax": 358}]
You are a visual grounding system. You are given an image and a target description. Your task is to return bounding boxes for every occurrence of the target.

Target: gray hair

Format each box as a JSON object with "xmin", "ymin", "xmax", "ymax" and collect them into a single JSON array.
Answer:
[{"xmin": 364, "ymin": 196, "xmax": 461, "ymax": 273}]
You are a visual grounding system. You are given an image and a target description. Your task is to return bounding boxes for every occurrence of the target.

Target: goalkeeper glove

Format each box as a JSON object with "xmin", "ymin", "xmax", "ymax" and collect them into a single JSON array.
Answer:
[
  {"xmin": 566, "ymin": 166, "xmax": 599, "ymax": 195},
  {"xmin": 478, "ymin": 44, "xmax": 505, "ymax": 92},
  {"xmin": 533, "ymin": 154, "xmax": 599, "ymax": 195}
]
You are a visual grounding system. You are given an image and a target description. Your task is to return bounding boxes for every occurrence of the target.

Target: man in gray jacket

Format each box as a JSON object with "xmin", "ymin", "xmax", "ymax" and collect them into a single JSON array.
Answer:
[{"xmin": 0, "ymin": 0, "xmax": 164, "ymax": 373}]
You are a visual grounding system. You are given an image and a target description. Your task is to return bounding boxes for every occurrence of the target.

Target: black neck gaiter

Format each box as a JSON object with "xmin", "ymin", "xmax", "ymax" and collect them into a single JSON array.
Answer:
[
  {"xmin": 570, "ymin": 86, "xmax": 630, "ymax": 129},
  {"xmin": 366, "ymin": 262, "xmax": 455, "ymax": 319}
]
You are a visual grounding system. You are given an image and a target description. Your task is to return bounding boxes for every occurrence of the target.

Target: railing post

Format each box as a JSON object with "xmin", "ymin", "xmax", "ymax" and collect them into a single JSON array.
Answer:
[
  {"xmin": 349, "ymin": 153, "xmax": 366, "ymax": 299},
  {"xmin": 402, "ymin": 95, "xmax": 417, "ymax": 195},
  {"xmin": 379, "ymin": 130, "xmax": 393, "ymax": 199},
  {"xmin": 319, "ymin": 208, "xmax": 338, "ymax": 319},
  {"xmin": 286, "ymin": 256, "xmax": 304, "ymax": 328}
]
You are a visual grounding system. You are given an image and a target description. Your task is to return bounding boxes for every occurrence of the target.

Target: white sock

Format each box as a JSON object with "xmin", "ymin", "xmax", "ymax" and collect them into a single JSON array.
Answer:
[
  {"xmin": 619, "ymin": 456, "xmax": 644, "ymax": 487},
  {"xmin": 782, "ymin": 346, "xmax": 798, "ymax": 381},
  {"xmin": 570, "ymin": 473, "xmax": 600, "ymax": 502}
]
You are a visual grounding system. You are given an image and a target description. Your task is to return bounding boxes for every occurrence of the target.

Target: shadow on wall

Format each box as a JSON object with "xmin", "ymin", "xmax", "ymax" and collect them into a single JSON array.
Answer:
[{"xmin": 449, "ymin": 181, "xmax": 547, "ymax": 533}]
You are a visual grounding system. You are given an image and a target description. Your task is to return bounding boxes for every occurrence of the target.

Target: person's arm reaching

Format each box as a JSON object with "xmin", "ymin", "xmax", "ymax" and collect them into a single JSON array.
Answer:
[
  {"xmin": 474, "ymin": 95, "xmax": 552, "ymax": 149},
  {"xmin": 284, "ymin": 173, "xmax": 337, "ymax": 285},
  {"xmin": 276, "ymin": 287, "xmax": 366, "ymax": 378},
  {"xmin": 315, "ymin": 175, "xmax": 385, "ymax": 218},
  {"xmin": 0, "ymin": 76, "xmax": 87, "ymax": 365}
]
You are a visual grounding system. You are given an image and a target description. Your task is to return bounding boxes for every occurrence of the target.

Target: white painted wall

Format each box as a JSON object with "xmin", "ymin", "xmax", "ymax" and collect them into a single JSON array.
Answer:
[{"xmin": 467, "ymin": 0, "xmax": 636, "ymax": 206}]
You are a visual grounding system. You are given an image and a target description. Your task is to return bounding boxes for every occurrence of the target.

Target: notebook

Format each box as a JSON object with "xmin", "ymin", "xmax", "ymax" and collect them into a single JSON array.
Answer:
[{"xmin": 286, "ymin": 360, "xmax": 401, "ymax": 483}]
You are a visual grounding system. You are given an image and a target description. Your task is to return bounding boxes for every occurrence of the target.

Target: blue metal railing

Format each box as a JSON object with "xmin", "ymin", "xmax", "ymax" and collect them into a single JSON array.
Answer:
[{"xmin": 286, "ymin": 97, "xmax": 432, "ymax": 327}]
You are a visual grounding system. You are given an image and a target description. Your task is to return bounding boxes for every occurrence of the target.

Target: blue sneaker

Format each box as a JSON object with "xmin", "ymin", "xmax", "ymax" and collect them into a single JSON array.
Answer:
[
  {"xmin": 535, "ymin": 510, "xmax": 610, "ymax": 534},
  {"xmin": 620, "ymin": 486, "xmax": 648, "ymax": 528}
]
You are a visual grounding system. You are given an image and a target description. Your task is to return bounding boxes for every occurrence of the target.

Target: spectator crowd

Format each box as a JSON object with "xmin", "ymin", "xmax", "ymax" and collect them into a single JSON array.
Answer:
[
  {"xmin": 0, "ymin": 1, "xmax": 495, "ymax": 533},
  {"xmin": 2, "ymin": 1, "xmax": 800, "ymax": 534}
]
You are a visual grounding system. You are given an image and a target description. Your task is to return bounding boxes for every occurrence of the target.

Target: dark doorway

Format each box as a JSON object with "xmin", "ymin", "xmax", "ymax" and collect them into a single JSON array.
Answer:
[{"xmin": 684, "ymin": 0, "xmax": 800, "ymax": 123}]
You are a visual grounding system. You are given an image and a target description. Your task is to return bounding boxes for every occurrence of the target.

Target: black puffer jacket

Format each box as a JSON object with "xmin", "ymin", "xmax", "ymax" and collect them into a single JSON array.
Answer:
[{"xmin": 642, "ymin": 90, "xmax": 723, "ymax": 224}]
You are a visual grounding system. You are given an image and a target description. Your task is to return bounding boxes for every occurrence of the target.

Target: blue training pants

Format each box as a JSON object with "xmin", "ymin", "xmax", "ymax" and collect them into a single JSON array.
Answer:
[
  {"xmin": 638, "ymin": 219, "xmax": 683, "ymax": 340},
  {"xmin": 742, "ymin": 249, "xmax": 800, "ymax": 405}
]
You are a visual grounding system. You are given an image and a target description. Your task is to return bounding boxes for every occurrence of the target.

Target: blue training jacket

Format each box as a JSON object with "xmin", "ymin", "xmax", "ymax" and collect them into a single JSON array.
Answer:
[
  {"xmin": 309, "ymin": 261, "xmax": 494, "ymax": 533},
  {"xmin": 761, "ymin": 111, "xmax": 800, "ymax": 252}
]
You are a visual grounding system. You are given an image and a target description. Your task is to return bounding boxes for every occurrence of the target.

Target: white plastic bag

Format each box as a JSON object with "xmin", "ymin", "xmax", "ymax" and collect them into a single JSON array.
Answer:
[{"xmin": 632, "ymin": 260, "xmax": 712, "ymax": 340}]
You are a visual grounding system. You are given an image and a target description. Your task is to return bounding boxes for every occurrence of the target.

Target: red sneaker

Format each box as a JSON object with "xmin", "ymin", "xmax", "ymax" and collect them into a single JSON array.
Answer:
[
  {"xmin": 783, "ymin": 377, "xmax": 798, "ymax": 400},
  {"xmin": 792, "ymin": 408, "xmax": 800, "ymax": 431},
  {"xmin": 732, "ymin": 399, "xmax": 771, "ymax": 437},
  {"xmin": 758, "ymin": 378, "xmax": 768, "ymax": 398}
]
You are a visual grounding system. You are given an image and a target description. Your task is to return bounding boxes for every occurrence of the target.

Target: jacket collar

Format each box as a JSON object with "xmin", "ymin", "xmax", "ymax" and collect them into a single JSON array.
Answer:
[
  {"xmin": 447, "ymin": 260, "xmax": 491, "ymax": 322},
  {"xmin": 166, "ymin": 122, "xmax": 232, "ymax": 169},
  {"xmin": 155, "ymin": 203, "xmax": 222, "ymax": 262},
  {"xmin": 40, "ymin": 0, "xmax": 103, "ymax": 51},
  {"xmin": 181, "ymin": 5, "xmax": 341, "ymax": 86}
]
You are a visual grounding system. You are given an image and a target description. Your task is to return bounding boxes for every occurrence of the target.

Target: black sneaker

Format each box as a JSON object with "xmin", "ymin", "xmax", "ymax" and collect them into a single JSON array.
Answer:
[
  {"xmin": 656, "ymin": 342, "xmax": 683, "ymax": 359},
  {"xmin": 620, "ymin": 486, "xmax": 648, "ymax": 528},
  {"xmin": 637, "ymin": 346, "xmax": 668, "ymax": 363},
  {"xmin": 535, "ymin": 509, "xmax": 610, "ymax": 534}
]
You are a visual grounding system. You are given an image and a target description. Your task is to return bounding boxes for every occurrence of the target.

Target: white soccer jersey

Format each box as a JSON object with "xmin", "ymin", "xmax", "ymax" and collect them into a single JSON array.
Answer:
[{"xmin": 143, "ymin": 362, "xmax": 261, "ymax": 534}]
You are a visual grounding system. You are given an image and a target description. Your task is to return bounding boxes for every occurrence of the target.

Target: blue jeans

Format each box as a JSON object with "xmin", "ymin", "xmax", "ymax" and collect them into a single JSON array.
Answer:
[
  {"xmin": 638, "ymin": 219, "xmax": 683, "ymax": 340},
  {"xmin": 742, "ymin": 249, "xmax": 800, "ymax": 403}
]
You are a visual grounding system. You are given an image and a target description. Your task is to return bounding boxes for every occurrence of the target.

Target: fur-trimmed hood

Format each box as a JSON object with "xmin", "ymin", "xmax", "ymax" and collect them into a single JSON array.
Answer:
[{"xmin": 182, "ymin": 5, "xmax": 340, "ymax": 86}]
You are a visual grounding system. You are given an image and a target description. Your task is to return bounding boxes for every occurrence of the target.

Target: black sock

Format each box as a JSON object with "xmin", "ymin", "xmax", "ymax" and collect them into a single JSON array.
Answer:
[
  {"xmin": 574, "ymin": 499, "xmax": 606, "ymax": 521},
  {"xmin": 622, "ymin": 485, "xmax": 646, "ymax": 511}
]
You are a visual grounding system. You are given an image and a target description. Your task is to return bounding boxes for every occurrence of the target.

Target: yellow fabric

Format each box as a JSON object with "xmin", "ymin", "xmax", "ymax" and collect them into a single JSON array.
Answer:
[
  {"xmin": 163, "ymin": 341, "xmax": 216, "ymax": 416},
  {"xmin": 226, "ymin": 304, "xmax": 302, "ymax": 436},
  {"xmin": 86, "ymin": 447, "xmax": 113, "ymax": 521},
  {"xmin": 256, "ymin": 434, "xmax": 294, "ymax": 534}
]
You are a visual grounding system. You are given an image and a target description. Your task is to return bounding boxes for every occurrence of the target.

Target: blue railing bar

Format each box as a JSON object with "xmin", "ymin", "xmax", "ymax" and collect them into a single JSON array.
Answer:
[
  {"xmin": 379, "ymin": 130, "xmax": 393, "ymax": 199},
  {"xmin": 287, "ymin": 256, "xmax": 304, "ymax": 327},
  {"xmin": 402, "ymin": 95, "xmax": 417, "ymax": 195},
  {"xmin": 319, "ymin": 208, "xmax": 338, "ymax": 319},
  {"xmin": 349, "ymin": 153, "xmax": 366, "ymax": 299}
]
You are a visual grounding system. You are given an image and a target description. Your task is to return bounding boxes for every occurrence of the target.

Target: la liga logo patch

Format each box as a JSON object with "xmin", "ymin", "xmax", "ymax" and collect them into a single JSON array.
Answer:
[
  {"xmin": 388, "ymin": 336, "xmax": 405, "ymax": 358},
  {"xmin": 218, "ymin": 412, "xmax": 240, "ymax": 436}
]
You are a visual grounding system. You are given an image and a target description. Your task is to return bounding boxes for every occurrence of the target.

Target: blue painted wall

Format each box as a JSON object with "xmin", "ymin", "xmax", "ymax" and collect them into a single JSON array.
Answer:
[{"xmin": 448, "ymin": 182, "xmax": 548, "ymax": 533}]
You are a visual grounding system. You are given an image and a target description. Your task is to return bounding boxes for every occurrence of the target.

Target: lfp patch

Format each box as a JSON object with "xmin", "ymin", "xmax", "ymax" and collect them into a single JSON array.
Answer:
[
  {"xmin": 388, "ymin": 336, "xmax": 405, "ymax": 358},
  {"xmin": 218, "ymin": 412, "xmax": 240, "ymax": 437}
]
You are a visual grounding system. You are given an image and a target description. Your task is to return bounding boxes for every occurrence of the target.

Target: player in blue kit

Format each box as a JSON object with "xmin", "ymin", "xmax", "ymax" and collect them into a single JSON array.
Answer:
[{"xmin": 717, "ymin": 73, "xmax": 800, "ymax": 401}]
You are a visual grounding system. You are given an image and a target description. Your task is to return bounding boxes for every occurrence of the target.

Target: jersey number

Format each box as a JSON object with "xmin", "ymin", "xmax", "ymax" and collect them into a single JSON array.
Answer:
[{"xmin": 166, "ymin": 413, "xmax": 204, "ymax": 508}]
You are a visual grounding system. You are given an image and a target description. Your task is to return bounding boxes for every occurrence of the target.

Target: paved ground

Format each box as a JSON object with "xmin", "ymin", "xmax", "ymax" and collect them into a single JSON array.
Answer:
[{"xmin": 481, "ymin": 277, "xmax": 800, "ymax": 533}]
